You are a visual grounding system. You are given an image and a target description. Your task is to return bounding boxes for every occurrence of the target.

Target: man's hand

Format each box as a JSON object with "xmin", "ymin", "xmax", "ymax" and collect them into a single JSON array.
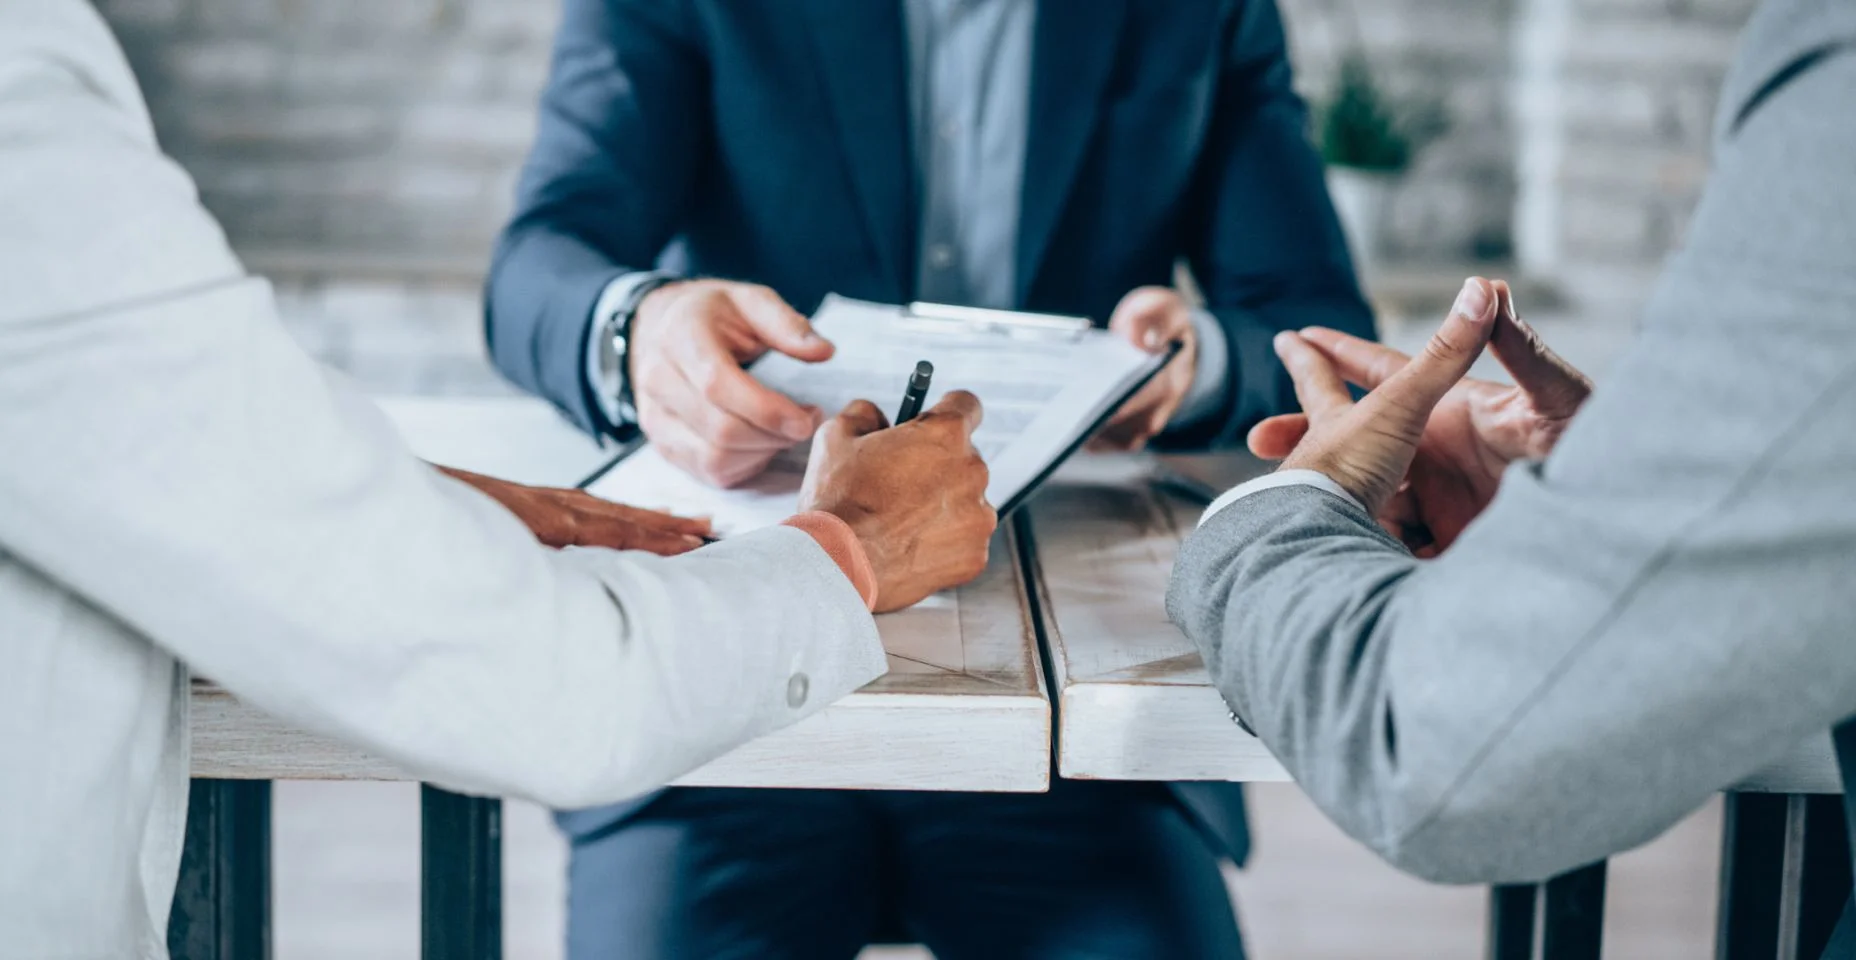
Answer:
[
  {"xmin": 1089, "ymin": 287, "xmax": 1199, "ymax": 452},
  {"xmin": 438, "ymin": 466, "xmax": 712, "ymax": 555},
  {"xmin": 629, "ymin": 280, "xmax": 836, "ymax": 488},
  {"xmin": 798, "ymin": 392, "xmax": 997, "ymax": 612},
  {"xmin": 1251, "ymin": 278, "xmax": 1592, "ymax": 555}
]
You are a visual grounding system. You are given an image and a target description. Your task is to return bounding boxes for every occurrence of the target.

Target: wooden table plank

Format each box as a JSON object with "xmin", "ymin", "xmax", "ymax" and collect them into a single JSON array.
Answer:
[
  {"xmin": 190, "ymin": 524, "xmax": 1049, "ymax": 791},
  {"xmin": 190, "ymin": 396, "xmax": 1049, "ymax": 792},
  {"xmin": 1023, "ymin": 453, "xmax": 1287, "ymax": 783}
]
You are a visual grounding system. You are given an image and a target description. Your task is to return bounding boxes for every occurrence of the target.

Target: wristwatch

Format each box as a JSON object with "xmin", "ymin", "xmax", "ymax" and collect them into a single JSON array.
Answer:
[{"xmin": 593, "ymin": 273, "xmax": 677, "ymax": 437}]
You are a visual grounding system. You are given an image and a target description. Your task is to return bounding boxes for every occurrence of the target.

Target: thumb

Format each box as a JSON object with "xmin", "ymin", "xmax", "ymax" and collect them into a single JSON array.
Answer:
[
  {"xmin": 827, "ymin": 399, "xmax": 890, "ymax": 440},
  {"xmin": 1247, "ymin": 413, "xmax": 1309, "ymax": 460},
  {"xmin": 1361, "ymin": 277, "xmax": 1497, "ymax": 435},
  {"xmin": 1109, "ymin": 287, "xmax": 1188, "ymax": 353},
  {"xmin": 731, "ymin": 286, "xmax": 836, "ymax": 362},
  {"xmin": 913, "ymin": 389, "xmax": 984, "ymax": 443}
]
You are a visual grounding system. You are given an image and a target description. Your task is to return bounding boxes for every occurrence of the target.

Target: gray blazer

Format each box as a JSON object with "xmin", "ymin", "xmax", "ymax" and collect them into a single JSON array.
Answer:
[{"xmin": 1168, "ymin": 0, "xmax": 1856, "ymax": 885}]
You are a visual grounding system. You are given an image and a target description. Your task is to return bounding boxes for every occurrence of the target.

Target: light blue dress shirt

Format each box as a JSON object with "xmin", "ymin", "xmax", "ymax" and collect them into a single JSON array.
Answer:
[
  {"xmin": 590, "ymin": 0, "xmax": 1228, "ymax": 434},
  {"xmin": 904, "ymin": 0, "xmax": 1033, "ymax": 309}
]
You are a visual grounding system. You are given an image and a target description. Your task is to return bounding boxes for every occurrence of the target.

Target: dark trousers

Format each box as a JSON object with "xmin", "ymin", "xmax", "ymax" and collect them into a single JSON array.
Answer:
[{"xmin": 561, "ymin": 779, "xmax": 1245, "ymax": 960}]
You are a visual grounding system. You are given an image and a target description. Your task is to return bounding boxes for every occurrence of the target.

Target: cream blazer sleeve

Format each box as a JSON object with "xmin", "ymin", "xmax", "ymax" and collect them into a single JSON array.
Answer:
[{"xmin": 0, "ymin": 0, "xmax": 886, "ymax": 809}]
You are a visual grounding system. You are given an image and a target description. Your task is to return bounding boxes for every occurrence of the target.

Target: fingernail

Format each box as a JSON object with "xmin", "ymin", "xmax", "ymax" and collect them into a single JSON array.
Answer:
[
  {"xmin": 1272, "ymin": 331, "xmax": 1299, "ymax": 356},
  {"xmin": 1453, "ymin": 278, "xmax": 1492, "ymax": 322},
  {"xmin": 1143, "ymin": 329, "xmax": 1164, "ymax": 351},
  {"xmin": 785, "ymin": 417, "xmax": 815, "ymax": 439}
]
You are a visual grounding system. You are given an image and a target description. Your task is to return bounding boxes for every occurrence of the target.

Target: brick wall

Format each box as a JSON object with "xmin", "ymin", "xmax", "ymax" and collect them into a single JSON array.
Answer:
[
  {"xmin": 1278, "ymin": 0, "xmax": 1520, "ymax": 264},
  {"xmin": 93, "ymin": 0, "xmax": 1762, "ymax": 378},
  {"xmin": 100, "ymin": 0, "xmax": 558, "ymax": 271},
  {"xmin": 1521, "ymin": 0, "xmax": 1758, "ymax": 310}
]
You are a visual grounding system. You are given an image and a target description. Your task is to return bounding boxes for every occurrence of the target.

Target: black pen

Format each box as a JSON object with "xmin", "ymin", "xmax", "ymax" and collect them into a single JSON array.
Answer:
[{"xmin": 895, "ymin": 360, "xmax": 933, "ymax": 424}]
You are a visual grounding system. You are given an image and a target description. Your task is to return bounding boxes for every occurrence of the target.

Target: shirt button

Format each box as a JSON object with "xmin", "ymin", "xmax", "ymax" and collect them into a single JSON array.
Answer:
[
  {"xmin": 786, "ymin": 673, "xmax": 810, "ymax": 709},
  {"xmin": 927, "ymin": 244, "xmax": 954, "ymax": 270}
]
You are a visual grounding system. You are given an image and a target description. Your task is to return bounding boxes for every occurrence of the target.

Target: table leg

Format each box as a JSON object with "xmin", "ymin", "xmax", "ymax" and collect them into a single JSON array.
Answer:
[
  {"xmin": 1541, "ymin": 860, "xmax": 1607, "ymax": 960},
  {"xmin": 1487, "ymin": 883, "xmax": 1539, "ymax": 960},
  {"xmin": 1788, "ymin": 795, "xmax": 1851, "ymax": 960},
  {"xmin": 1719, "ymin": 793, "xmax": 1793, "ymax": 959},
  {"xmin": 421, "ymin": 785, "xmax": 502, "ymax": 960},
  {"xmin": 168, "ymin": 779, "xmax": 272, "ymax": 960}
]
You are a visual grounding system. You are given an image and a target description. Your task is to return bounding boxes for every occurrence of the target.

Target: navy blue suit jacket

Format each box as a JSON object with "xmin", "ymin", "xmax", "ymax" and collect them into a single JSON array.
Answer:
[
  {"xmin": 485, "ymin": 0, "xmax": 1373, "ymax": 450},
  {"xmin": 485, "ymin": 0, "xmax": 1379, "ymax": 864}
]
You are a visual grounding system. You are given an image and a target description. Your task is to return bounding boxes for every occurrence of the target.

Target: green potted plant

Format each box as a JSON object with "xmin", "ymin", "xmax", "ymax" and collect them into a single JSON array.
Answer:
[{"xmin": 1317, "ymin": 52, "xmax": 1443, "ymax": 278}]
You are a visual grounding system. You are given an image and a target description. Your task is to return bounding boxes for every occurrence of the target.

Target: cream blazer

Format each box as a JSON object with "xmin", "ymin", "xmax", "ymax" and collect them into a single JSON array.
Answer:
[{"xmin": 0, "ymin": 4, "xmax": 885, "ymax": 956}]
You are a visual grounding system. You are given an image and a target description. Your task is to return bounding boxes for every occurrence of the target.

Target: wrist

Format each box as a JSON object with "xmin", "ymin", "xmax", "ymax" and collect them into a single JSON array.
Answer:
[
  {"xmin": 624, "ymin": 280, "xmax": 688, "ymax": 384},
  {"xmin": 783, "ymin": 510, "xmax": 879, "ymax": 611},
  {"xmin": 589, "ymin": 272, "xmax": 678, "ymax": 437}
]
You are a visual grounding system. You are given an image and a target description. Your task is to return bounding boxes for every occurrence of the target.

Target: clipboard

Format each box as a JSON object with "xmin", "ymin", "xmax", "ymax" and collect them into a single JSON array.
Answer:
[{"xmin": 578, "ymin": 298, "xmax": 1180, "ymax": 528}]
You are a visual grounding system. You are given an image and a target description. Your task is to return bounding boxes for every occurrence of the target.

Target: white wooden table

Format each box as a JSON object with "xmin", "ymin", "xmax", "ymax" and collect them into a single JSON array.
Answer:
[{"xmin": 188, "ymin": 395, "xmax": 1050, "ymax": 793}]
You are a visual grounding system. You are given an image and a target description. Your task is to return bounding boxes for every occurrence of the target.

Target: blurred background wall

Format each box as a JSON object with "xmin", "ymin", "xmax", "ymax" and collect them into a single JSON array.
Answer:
[
  {"xmin": 97, "ymin": 0, "xmax": 1760, "ymax": 395},
  {"xmin": 99, "ymin": 0, "xmax": 1757, "ymax": 317}
]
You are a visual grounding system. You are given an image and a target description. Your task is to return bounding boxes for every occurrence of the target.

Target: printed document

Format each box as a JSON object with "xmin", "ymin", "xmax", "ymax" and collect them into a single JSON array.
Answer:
[{"xmin": 584, "ymin": 296, "xmax": 1168, "ymax": 535}]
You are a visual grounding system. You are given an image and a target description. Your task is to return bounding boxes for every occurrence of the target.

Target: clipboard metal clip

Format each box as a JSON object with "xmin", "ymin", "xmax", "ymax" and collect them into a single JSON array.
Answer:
[{"xmin": 902, "ymin": 301, "xmax": 1092, "ymax": 342}]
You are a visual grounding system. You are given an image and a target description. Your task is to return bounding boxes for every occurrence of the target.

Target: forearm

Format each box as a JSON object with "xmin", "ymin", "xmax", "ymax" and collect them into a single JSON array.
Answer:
[
  {"xmin": 1179, "ymin": 0, "xmax": 1374, "ymax": 443},
  {"xmin": 0, "ymin": 51, "xmax": 883, "ymax": 809},
  {"xmin": 485, "ymin": 222, "xmax": 648, "ymax": 436},
  {"xmin": 483, "ymin": 0, "xmax": 705, "ymax": 434},
  {"xmin": 1173, "ymin": 430, "xmax": 1856, "ymax": 885},
  {"xmin": 1169, "ymin": 486, "xmax": 1434, "ymax": 860}
]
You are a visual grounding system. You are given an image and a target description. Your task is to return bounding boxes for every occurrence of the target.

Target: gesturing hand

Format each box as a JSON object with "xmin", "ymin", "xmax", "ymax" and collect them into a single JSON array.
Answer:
[
  {"xmin": 798, "ymin": 392, "xmax": 998, "ymax": 612},
  {"xmin": 438, "ymin": 466, "xmax": 714, "ymax": 555},
  {"xmin": 629, "ymin": 280, "xmax": 835, "ymax": 488},
  {"xmin": 1089, "ymin": 287, "xmax": 1199, "ymax": 452},
  {"xmin": 1251, "ymin": 278, "xmax": 1592, "ymax": 555}
]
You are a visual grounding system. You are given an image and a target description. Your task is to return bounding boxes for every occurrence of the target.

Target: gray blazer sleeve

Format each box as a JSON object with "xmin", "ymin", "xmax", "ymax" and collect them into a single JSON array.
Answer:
[{"xmin": 1168, "ymin": 41, "xmax": 1856, "ymax": 884}]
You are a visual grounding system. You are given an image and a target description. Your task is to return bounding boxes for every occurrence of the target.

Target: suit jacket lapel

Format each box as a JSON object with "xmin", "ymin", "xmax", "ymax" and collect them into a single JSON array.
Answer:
[
  {"xmin": 802, "ymin": 0, "xmax": 915, "ymax": 297},
  {"xmin": 1017, "ymin": 0, "xmax": 1126, "ymax": 306}
]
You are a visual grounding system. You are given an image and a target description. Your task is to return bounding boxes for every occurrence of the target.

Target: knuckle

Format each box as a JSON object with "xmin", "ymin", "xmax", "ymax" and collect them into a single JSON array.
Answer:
[
  {"xmin": 695, "ymin": 449, "xmax": 734, "ymax": 482},
  {"xmin": 694, "ymin": 367, "xmax": 729, "ymax": 402},
  {"xmin": 713, "ymin": 420, "xmax": 754, "ymax": 447}
]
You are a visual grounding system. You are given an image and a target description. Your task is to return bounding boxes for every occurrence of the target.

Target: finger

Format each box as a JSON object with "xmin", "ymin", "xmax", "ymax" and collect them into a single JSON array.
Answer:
[
  {"xmin": 1274, "ymin": 331, "xmax": 1352, "ymax": 419},
  {"xmin": 730, "ymin": 285, "xmax": 836, "ymax": 363},
  {"xmin": 916, "ymin": 390, "xmax": 984, "ymax": 438},
  {"xmin": 675, "ymin": 327, "xmax": 820, "ymax": 441},
  {"xmin": 1087, "ymin": 422, "xmax": 1145, "ymax": 453},
  {"xmin": 649, "ymin": 411, "xmax": 779, "ymax": 488},
  {"xmin": 1360, "ymin": 277, "xmax": 1498, "ymax": 432},
  {"xmin": 1246, "ymin": 413, "xmax": 1309, "ymax": 459},
  {"xmin": 653, "ymin": 363, "xmax": 800, "ymax": 451},
  {"xmin": 1487, "ymin": 280, "xmax": 1592, "ymax": 419},
  {"xmin": 1297, "ymin": 328, "xmax": 1413, "ymax": 391},
  {"xmin": 828, "ymin": 398, "xmax": 891, "ymax": 439},
  {"xmin": 1109, "ymin": 287, "xmax": 1191, "ymax": 353},
  {"xmin": 573, "ymin": 515, "xmax": 705, "ymax": 556},
  {"xmin": 599, "ymin": 501, "xmax": 715, "ymax": 538},
  {"xmin": 1098, "ymin": 377, "xmax": 1166, "ymax": 436}
]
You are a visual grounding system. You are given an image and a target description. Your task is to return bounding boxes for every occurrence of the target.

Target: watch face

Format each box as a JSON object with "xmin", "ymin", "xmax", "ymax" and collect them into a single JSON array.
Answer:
[{"xmin": 597, "ymin": 324, "xmax": 621, "ymax": 379}]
